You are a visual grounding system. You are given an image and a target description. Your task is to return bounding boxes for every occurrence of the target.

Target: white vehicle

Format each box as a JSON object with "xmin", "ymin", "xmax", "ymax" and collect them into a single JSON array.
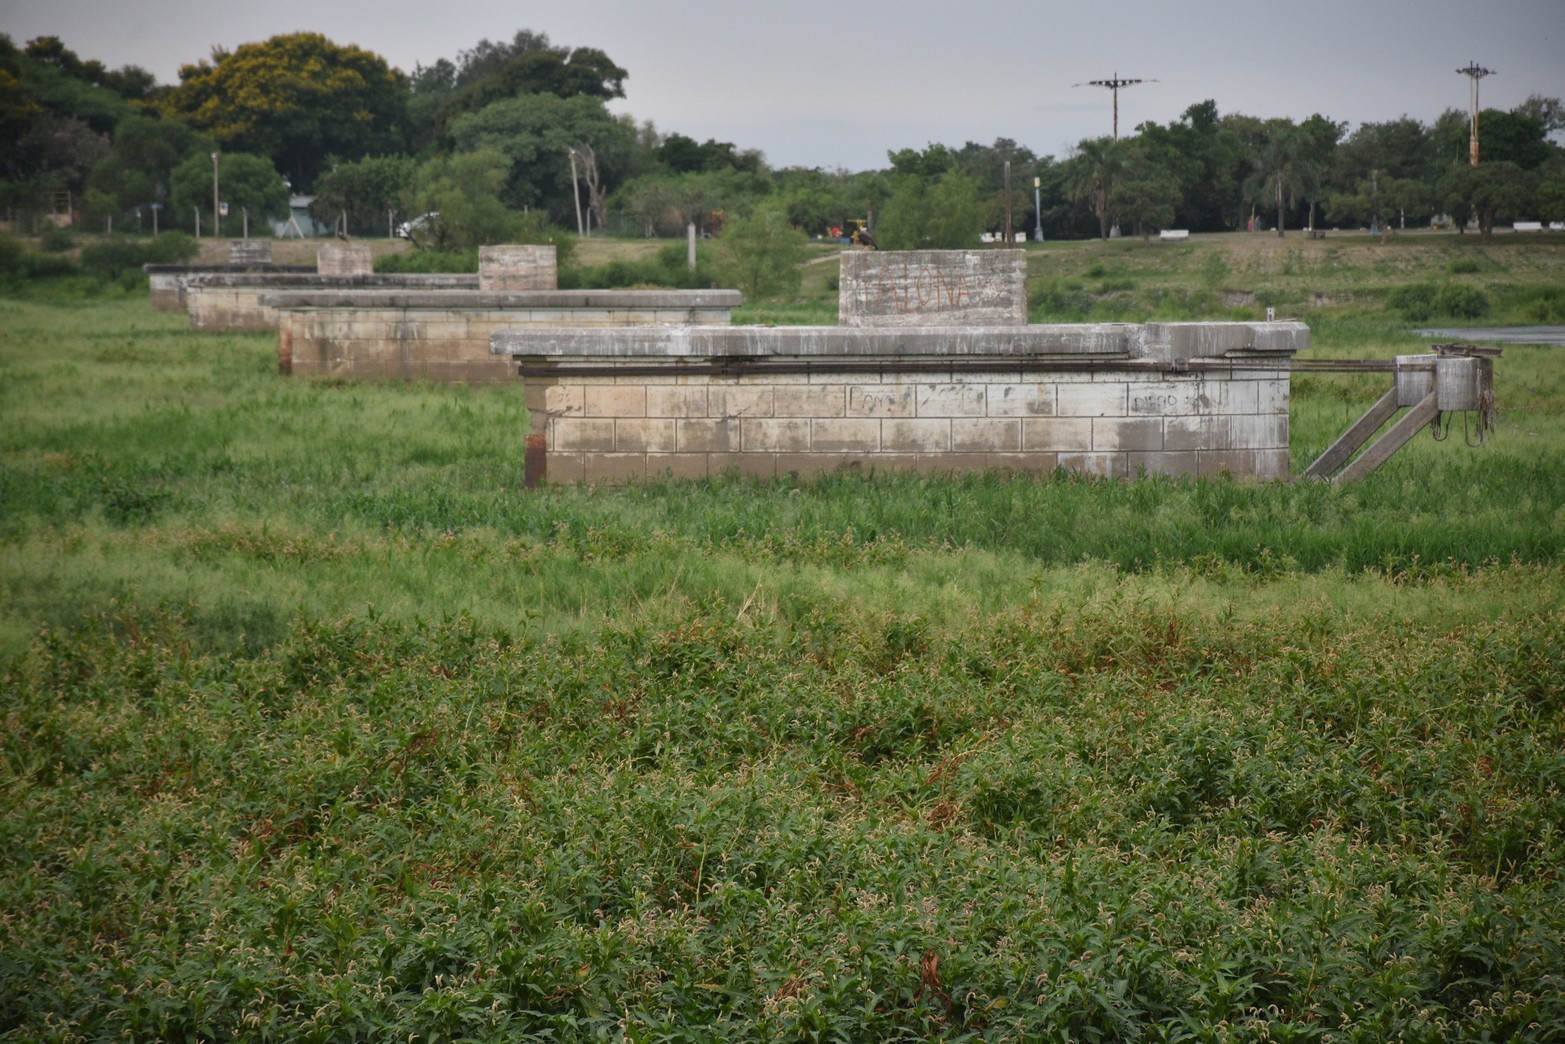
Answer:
[{"xmin": 395, "ymin": 212, "xmax": 440, "ymax": 242}]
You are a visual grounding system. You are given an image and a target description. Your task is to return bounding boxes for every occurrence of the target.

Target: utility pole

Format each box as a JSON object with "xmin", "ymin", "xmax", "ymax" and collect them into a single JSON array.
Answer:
[
  {"xmin": 1034, "ymin": 177, "xmax": 1043, "ymax": 242},
  {"xmin": 566, "ymin": 148, "xmax": 585, "ymax": 236},
  {"xmin": 1074, "ymin": 73, "xmax": 1156, "ymax": 140},
  {"xmin": 211, "ymin": 152, "xmax": 220, "ymax": 237},
  {"xmin": 1456, "ymin": 62, "xmax": 1495, "ymax": 166}
]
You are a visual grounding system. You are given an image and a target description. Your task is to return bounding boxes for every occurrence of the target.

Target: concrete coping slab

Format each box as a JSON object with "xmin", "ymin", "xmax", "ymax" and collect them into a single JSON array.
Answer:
[
  {"xmin": 190, "ymin": 273, "xmax": 479, "ymax": 290},
  {"xmin": 492, "ymin": 321, "xmax": 1306, "ymax": 363},
  {"xmin": 143, "ymin": 264, "xmax": 315, "ymax": 275},
  {"xmin": 261, "ymin": 288, "xmax": 744, "ymax": 311}
]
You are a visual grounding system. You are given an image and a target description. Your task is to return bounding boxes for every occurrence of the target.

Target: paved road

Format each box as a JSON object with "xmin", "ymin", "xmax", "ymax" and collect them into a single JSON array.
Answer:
[{"xmin": 1416, "ymin": 326, "xmax": 1565, "ymax": 345}]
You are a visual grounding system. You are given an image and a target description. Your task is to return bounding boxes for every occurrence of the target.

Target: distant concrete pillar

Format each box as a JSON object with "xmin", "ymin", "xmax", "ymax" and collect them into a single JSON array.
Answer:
[
  {"xmin": 479, "ymin": 245, "xmax": 558, "ymax": 291},
  {"xmin": 687, "ymin": 223, "xmax": 697, "ymax": 271}
]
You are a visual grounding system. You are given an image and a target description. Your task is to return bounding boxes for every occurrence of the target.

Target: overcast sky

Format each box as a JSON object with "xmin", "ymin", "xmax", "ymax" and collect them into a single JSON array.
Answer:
[{"xmin": 3, "ymin": 0, "xmax": 1562, "ymax": 170}]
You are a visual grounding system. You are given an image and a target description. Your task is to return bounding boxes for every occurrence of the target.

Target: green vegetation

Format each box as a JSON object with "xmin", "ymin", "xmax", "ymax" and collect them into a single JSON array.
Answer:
[{"xmin": 3, "ymin": 236, "xmax": 1565, "ymax": 1037}]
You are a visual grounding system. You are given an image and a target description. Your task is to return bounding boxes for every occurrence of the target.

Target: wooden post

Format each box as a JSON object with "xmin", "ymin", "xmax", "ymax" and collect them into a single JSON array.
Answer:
[
  {"xmin": 1332, "ymin": 393, "xmax": 1439, "ymax": 485},
  {"xmin": 1304, "ymin": 388, "xmax": 1399, "ymax": 480}
]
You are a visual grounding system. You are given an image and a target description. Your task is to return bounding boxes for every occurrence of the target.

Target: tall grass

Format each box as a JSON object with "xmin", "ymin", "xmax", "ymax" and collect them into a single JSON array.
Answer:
[{"xmin": 3, "ymin": 239, "xmax": 1565, "ymax": 1038}]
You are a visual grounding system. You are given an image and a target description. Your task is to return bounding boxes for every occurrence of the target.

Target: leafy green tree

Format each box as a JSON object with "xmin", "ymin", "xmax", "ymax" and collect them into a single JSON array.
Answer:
[
  {"xmin": 1438, "ymin": 161, "xmax": 1534, "ymax": 239},
  {"xmin": 657, "ymin": 133, "xmax": 763, "ymax": 175},
  {"xmin": 311, "ymin": 156, "xmax": 416, "ymax": 237},
  {"xmin": 1333, "ymin": 117, "xmax": 1436, "ymax": 190},
  {"xmin": 157, "ymin": 33, "xmax": 407, "ymax": 189},
  {"xmin": 170, "ymin": 151, "xmax": 288, "ymax": 232},
  {"xmin": 418, "ymin": 30, "xmax": 628, "ymax": 146},
  {"xmin": 610, "ymin": 169, "xmax": 771, "ymax": 238},
  {"xmin": 449, "ymin": 93, "xmax": 631, "ymax": 228},
  {"xmin": 717, "ymin": 200, "xmax": 807, "ymax": 299},
  {"xmin": 1111, "ymin": 146, "xmax": 1182, "ymax": 243},
  {"xmin": 876, "ymin": 171, "xmax": 985, "ymax": 250},
  {"xmin": 1135, "ymin": 101, "xmax": 1249, "ymax": 232},
  {"xmin": 87, "ymin": 114, "xmax": 211, "ymax": 215},
  {"xmin": 405, "ymin": 149, "xmax": 523, "ymax": 251}
]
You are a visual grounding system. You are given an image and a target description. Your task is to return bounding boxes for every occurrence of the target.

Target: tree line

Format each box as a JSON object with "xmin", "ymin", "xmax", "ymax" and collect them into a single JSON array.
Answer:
[{"xmin": 3, "ymin": 29, "xmax": 1562, "ymax": 249}]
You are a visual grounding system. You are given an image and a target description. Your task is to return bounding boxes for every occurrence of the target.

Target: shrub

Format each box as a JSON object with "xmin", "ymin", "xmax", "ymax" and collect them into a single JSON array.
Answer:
[
  {"xmin": 374, "ymin": 249, "xmax": 478, "ymax": 273},
  {"xmin": 78, "ymin": 233, "xmax": 199, "ymax": 280},
  {"xmin": 1448, "ymin": 258, "xmax": 1481, "ymax": 274},
  {"xmin": 39, "ymin": 229, "xmax": 73, "ymax": 252},
  {"xmin": 1386, "ymin": 283, "xmax": 1436, "ymax": 322},
  {"xmin": 1432, "ymin": 282, "xmax": 1490, "ymax": 319}
]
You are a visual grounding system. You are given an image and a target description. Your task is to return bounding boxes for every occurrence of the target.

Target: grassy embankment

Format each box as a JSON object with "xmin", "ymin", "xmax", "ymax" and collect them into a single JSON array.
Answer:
[{"xmin": 2, "ymin": 232, "xmax": 1563, "ymax": 1039}]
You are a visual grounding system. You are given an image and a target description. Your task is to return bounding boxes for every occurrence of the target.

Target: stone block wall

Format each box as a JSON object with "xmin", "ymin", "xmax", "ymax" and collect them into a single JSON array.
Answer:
[
  {"xmin": 228, "ymin": 240, "xmax": 272, "ymax": 265},
  {"xmin": 273, "ymin": 290, "xmax": 743, "ymax": 383},
  {"xmin": 316, "ymin": 244, "xmax": 373, "ymax": 276},
  {"xmin": 494, "ymin": 323, "xmax": 1303, "ymax": 483},
  {"xmin": 479, "ymin": 245, "xmax": 557, "ymax": 291},
  {"xmin": 839, "ymin": 249, "xmax": 1026, "ymax": 326},
  {"xmin": 185, "ymin": 274, "xmax": 478, "ymax": 331}
]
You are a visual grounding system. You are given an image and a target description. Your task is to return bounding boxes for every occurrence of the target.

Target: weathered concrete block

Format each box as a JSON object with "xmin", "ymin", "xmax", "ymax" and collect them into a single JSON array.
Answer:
[
  {"xmin": 478, "ymin": 245, "xmax": 557, "ymax": 291},
  {"xmin": 952, "ymin": 418, "xmax": 1021, "ymax": 453},
  {"xmin": 228, "ymin": 240, "xmax": 272, "ymax": 265},
  {"xmin": 775, "ymin": 386, "xmax": 847, "ymax": 418},
  {"xmin": 1057, "ymin": 451, "xmax": 1129, "ymax": 478},
  {"xmin": 647, "ymin": 386, "xmax": 710, "ymax": 418},
  {"xmin": 712, "ymin": 386, "xmax": 774, "ymax": 418},
  {"xmin": 585, "ymin": 385, "xmax": 646, "ymax": 418},
  {"xmin": 742, "ymin": 418, "xmax": 812, "ymax": 453},
  {"xmin": 614, "ymin": 418, "xmax": 677, "ymax": 453},
  {"xmin": 1092, "ymin": 417, "xmax": 1164, "ymax": 453},
  {"xmin": 883, "ymin": 419, "xmax": 952, "ymax": 453},
  {"xmin": 1057, "ymin": 383, "xmax": 1129, "ymax": 417},
  {"xmin": 811, "ymin": 419, "xmax": 880, "ymax": 452},
  {"xmin": 839, "ymin": 250, "xmax": 1027, "ymax": 327},
  {"xmin": 987, "ymin": 383, "xmax": 1054, "ymax": 417},
  {"xmin": 1023, "ymin": 417, "xmax": 1094, "ymax": 451},
  {"xmin": 677, "ymin": 419, "xmax": 737, "ymax": 453},
  {"xmin": 916, "ymin": 383, "xmax": 987, "ymax": 417},
  {"xmin": 847, "ymin": 385, "xmax": 915, "ymax": 417},
  {"xmin": 1164, "ymin": 416, "xmax": 1231, "ymax": 452},
  {"xmin": 552, "ymin": 418, "xmax": 616, "ymax": 452},
  {"xmin": 647, "ymin": 454, "xmax": 713, "ymax": 482},
  {"xmin": 317, "ymin": 244, "xmax": 372, "ymax": 276},
  {"xmin": 583, "ymin": 453, "xmax": 647, "ymax": 484}
]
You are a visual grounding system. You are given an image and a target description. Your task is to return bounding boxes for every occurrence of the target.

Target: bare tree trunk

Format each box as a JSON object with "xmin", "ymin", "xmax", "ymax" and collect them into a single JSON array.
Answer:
[{"xmin": 1275, "ymin": 176, "xmax": 1285, "ymax": 238}]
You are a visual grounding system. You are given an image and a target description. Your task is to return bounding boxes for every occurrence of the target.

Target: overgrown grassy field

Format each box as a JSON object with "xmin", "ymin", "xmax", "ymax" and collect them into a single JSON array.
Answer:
[{"xmin": 3, "ymin": 236, "xmax": 1564, "ymax": 1039}]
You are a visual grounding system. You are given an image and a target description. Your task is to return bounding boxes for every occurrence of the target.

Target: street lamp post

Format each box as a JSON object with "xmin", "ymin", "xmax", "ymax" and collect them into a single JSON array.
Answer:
[
  {"xmin": 1034, "ymin": 177, "xmax": 1044, "ymax": 242},
  {"xmin": 211, "ymin": 152, "xmax": 221, "ymax": 237}
]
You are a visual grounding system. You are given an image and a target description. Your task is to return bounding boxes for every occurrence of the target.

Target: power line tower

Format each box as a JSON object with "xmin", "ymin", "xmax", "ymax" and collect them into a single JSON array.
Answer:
[
  {"xmin": 1074, "ymin": 73, "xmax": 1156, "ymax": 141},
  {"xmin": 1456, "ymin": 62, "xmax": 1495, "ymax": 166}
]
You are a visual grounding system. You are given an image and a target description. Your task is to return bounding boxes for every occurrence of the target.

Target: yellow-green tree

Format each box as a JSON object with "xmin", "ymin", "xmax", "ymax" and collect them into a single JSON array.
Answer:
[{"xmin": 157, "ymin": 33, "xmax": 407, "ymax": 189}]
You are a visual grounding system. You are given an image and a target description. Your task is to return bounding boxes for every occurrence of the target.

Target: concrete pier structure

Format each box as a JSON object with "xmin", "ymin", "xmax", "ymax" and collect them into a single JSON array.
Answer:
[
  {"xmin": 270, "ymin": 289, "xmax": 744, "ymax": 383},
  {"xmin": 491, "ymin": 321, "xmax": 1305, "ymax": 483}
]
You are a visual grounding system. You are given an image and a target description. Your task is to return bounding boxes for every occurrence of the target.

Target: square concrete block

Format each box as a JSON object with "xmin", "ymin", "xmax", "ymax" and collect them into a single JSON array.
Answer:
[
  {"xmin": 743, "ymin": 418, "xmax": 812, "ymax": 452},
  {"xmin": 1228, "ymin": 414, "xmax": 1288, "ymax": 450},
  {"xmin": 1164, "ymin": 416, "xmax": 1231, "ymax": 451},
  {"xmin": 583, "ymin": 453, "xmax": 646, "ymax": 484},
  {"xmin": 646, "ymin": 453, "xmax": 711, "ymax": 482},
  {"xmin": 775, "ymin": 385, "xmax": 847, "ymax": 417},
  {"xmin": 1057, "ymin": 383, "xmax": 1129, "ymax": 417},
  {"xmin": 1259, "ymin": 378, "xmax": 1290, "ymax": 414},
  {"xmin": 1022, "ymin": 417, "xmax": 1093, "ymax": 452},
  {"xmin": 952, "ymin": 418, "xmax": 1021, "ymax": 453},
  {"xmin": 710, "ymin": 452, "xmax": 777, "ymax": 479},
  {"xmin": 543, "ymin": 451, "xmax": 585, "ymax": 485},
  {"xmin": 775, "ymin": 453, "xmax": 854, "ymax": 478},
  {"xmin": 1128, "ymin": 450, "xmax": 1200, "ymax": 478},
  {"xmin": 915, "ymin": 383, "xmax": 987, "ymax": 417},
  {"xmin": 847, "ymin": 385, "xmax": 915, "ymax": 417},
  {"xmin": 647, "ymin": 386, "xmax": 710, "ymax": 418},
  {"xmin": 551, "ymin": 418, "xmax": 616, "ymax": 452},
  {"xmin": 882, "ymin": 418, "xmax": 951, "ymax": 453},
  {"xmin": 616, "ymin": 418, "xmax": 677, "ymax": 453},
  {"xmin": 544, "ymin": 385, "xmax": 585, "ymax": 417},
  {"xmin": 1092, "ymin": 417, "xmax": 1163, "ymax": 452},
  {"xmin": 985, "ymin": 451, "xmax": 1059, "ymax": 475},
  {"xmin": 1057, "ymin": 451, "xmax": 1129, "ymax": 479},
  {"xmin": 812, "ymin": 418, "xmax": 880, "ymax": 452},
  {"xmin": 987, "ymin": 383, "xmax": 1055, "ymax": 417},
  {"xmin": 1197, "ymin": 449, "xmax": 1289, "ymax": 480},
  {"xmin": 677, "ymin": 418, "xmax": 737, "ymax": 453},
  {"xmin": 585, "ymin": 385, "xmax": 646, "ymax": 418},
  {"xmin": 1128, "ymin": 380, "xmax": 1216, "ymax": 417},
  {"xmin": 713, "ymin": 385, "xmax": 775, "ymax": 418}
]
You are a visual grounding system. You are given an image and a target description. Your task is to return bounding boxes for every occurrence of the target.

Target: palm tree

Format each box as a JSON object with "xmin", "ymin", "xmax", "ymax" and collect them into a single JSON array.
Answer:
[
  {"xmin": 1064, "ymin": 137, "xmax": 1126, "ymax": 240},
  {"xmin": 1244, "ymin": 120, "xmax": 1322, "ymax": 238}
]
